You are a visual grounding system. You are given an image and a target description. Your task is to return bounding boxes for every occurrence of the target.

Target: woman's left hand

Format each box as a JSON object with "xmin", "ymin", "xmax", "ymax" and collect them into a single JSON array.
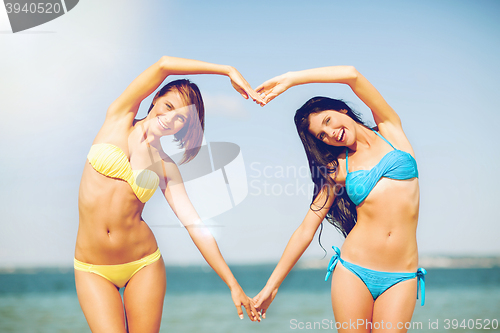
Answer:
[
  {"xmin": 227, "ymin": 66, "xmax": 264, "ymax": 105},
  {"xmin": 252, "ymin": 285, "xmax": 278, "ymax": 319},
  {"xmin": 231, "ymin": 285, "xmax": 261, "ymax": 322},
  {"xmin": 255, "ymin": 72, "xmax": 293, "ymax": 105}
]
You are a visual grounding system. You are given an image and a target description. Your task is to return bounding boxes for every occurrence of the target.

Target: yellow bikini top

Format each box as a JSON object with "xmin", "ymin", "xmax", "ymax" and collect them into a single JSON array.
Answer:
[{"xmin": 87, "ymin": 143, "xmax": 160, "ymax": 203}]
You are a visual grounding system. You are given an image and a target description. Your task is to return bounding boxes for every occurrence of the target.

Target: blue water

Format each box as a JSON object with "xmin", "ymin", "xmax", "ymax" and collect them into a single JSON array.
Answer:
[{"xmin": 0, "ymin": 266, "xmax": 499, "ymax": 332}]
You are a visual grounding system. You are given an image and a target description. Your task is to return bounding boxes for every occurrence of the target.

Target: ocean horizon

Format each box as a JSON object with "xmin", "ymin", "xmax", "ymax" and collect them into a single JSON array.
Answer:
[
  {"xmin": 2, "ymin": 254, "xmax": 500, "ymax": 272},
  {"xmin": 1, "ymin": 264, "xmax": 499, "ymax": 332}
]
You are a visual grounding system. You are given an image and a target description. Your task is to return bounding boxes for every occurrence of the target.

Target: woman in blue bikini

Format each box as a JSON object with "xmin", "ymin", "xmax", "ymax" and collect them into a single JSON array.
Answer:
[{"xmin": 253, "ymin": 66, "xmax": 425, "ymax": 332}]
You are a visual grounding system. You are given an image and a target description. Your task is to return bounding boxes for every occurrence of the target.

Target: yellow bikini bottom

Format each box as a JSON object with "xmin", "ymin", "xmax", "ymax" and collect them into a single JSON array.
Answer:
[{"xmin": 74, "ymin": 248, "xmax": 161, "ymax": 288}]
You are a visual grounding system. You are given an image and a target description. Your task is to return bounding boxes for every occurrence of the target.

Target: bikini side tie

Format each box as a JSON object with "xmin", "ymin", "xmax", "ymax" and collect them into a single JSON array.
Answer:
[
  {"xmin": 416, "ymin": 267, "xmax": 427, "ymax": 306},
  {"xmin": 325, "ymin": 246, "xmax": 427, "ymax": 306},
  {"xmin": 325, "ymin": 246, "xmax": 341, "ymax": 281}
]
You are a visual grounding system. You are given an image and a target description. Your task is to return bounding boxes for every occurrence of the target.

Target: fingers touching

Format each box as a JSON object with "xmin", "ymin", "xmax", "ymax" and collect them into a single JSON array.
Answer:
[
  {"xmin": 247, "ymin": 298, "xmax": 261, "ymax": 322},
  {"xmin": 235, "ymin": 297, "xmax": 261, "ymax": 322},
  {"xmin": 226, "ymin": 66, "xmax": 292, "ymax": 107},
  {"xmin": 255, "ymin": 76, "xmax": 288, "ymax": 105},
  {"xmin": 231, "ymin": 80, "xmax": 266, "ymax": 106},
  {"xmin": 252, "ymin": 295, "xmax": 268, "ymax": 320}
]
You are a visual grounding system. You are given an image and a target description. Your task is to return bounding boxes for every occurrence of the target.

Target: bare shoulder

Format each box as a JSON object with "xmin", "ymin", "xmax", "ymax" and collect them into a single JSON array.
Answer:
[
  {"xmin": 157, "ymin": 150, "xmax": 176, "ymax": 167},
  {"xmin": 157, "ymin": 149, "xmax": 174, "ymax": 163},
  {"xmin": 158, "ymin": 151, "xmax": 181, "ymax": 176},
  {"xmin": 377, "ymin": 121, "xmax": 415, "ymax": 156},
  {"xmin": 92, "ymin": 113, "xmax": 135, "ymax": 145}
]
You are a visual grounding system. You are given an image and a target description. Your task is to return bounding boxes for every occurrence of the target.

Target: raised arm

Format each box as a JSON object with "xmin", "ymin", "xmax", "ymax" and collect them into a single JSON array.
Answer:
[
  {"xmin": 253, "ymin": 186, "xmax": 335, "ymax": 318},
  {"xmin": 107, "ymin": 56, "xmax": 263, "ymax": 120},
  {"xmin": 159, "ymin": 158, "xmax": 260, "ymax": 322},
  {"xmin": 257, "ymin": 66, "xmax": 401, "ymax": 128}
]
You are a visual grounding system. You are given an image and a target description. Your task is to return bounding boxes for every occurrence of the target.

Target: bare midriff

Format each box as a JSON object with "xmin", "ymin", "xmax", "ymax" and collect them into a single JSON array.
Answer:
[
  {"xmin": 75, "ymin": 162, "xmax": 159, "ymax": 265},
  {"xmin": 341, "ymin": 177, "xmax": 420, "ymax": 272}
]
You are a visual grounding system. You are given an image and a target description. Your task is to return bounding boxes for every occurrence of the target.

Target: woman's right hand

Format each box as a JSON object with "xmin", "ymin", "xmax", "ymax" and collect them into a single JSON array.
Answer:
[
  {"xmin": 231, "ymin": 285, "xmax": 261, "ymax": 322},
  {"xmin": 255, "ymin": 72, "xmax": 293, "ymax": 105},
  {"xmin": 252, "ymin": 286, "xmax": 278, "ymax": 319},
  {"xmin": 227, "ymin": 66, "xmax": 264, "ymax": 105}
]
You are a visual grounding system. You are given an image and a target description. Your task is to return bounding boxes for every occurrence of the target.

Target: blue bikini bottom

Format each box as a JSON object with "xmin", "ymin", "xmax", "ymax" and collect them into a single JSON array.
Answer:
[{"xmin": 325, "ymin": 246, "xmax": 426, "ymax": 306}]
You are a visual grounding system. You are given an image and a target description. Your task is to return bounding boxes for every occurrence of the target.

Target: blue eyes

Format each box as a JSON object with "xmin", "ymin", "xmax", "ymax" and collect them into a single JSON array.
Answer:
[
  {"xmin": 318, "ymin": 117, "xmax": 330, "ymax": 140},
  {"xmin": 163, "ymin": 103, "xmax": 187, "ymax": 123}
]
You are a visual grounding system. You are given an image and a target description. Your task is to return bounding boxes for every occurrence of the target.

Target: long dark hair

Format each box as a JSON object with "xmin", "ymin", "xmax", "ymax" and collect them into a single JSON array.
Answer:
[{"xmin": 294, "ymin": 97, "xmax": 371, "ymax": 237}]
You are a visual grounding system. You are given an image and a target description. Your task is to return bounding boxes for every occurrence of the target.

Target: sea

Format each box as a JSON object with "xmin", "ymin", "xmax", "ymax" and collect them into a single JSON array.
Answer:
[{"xmin": 0, "ymin": 265, "xmax": 499, "ymax": 333}]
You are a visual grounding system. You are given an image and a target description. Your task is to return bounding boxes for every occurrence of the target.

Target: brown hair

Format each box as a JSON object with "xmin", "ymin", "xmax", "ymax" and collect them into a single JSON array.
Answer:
[{"xmin": 149, "ymin": 79, "xmax": 205, "ymax": 164}]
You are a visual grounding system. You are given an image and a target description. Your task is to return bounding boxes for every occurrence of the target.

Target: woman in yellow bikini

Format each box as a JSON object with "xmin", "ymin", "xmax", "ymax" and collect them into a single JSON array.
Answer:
[{"xmin": 74, "ymin": 56, "xmax": 262, "ymax": 332}]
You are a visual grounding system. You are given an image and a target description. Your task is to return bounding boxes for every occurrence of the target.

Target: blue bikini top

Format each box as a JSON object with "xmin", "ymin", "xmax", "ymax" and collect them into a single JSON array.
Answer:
[{"xmin": 345, "ymin": 130, "xmax": 418, "ymax": 206}]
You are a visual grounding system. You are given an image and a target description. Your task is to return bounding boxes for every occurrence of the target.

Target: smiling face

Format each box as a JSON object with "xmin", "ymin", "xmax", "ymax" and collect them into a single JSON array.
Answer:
[
  {"xmin": 308, "ymin": 110, "xmax": 356, "ymax": 147},
  {"xmin": 148, "ymin": 90, "xmax": 194, "ymax": 137},
  {"xmin": 145, "ymin": 79, "xmax": 205, "ymax": 164}
]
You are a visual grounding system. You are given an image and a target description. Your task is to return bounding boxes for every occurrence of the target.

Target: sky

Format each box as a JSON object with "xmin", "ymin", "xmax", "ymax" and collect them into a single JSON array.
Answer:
[{"xmin": 0, "ymin": 0, "xmax": 499, "ymax": 268}]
